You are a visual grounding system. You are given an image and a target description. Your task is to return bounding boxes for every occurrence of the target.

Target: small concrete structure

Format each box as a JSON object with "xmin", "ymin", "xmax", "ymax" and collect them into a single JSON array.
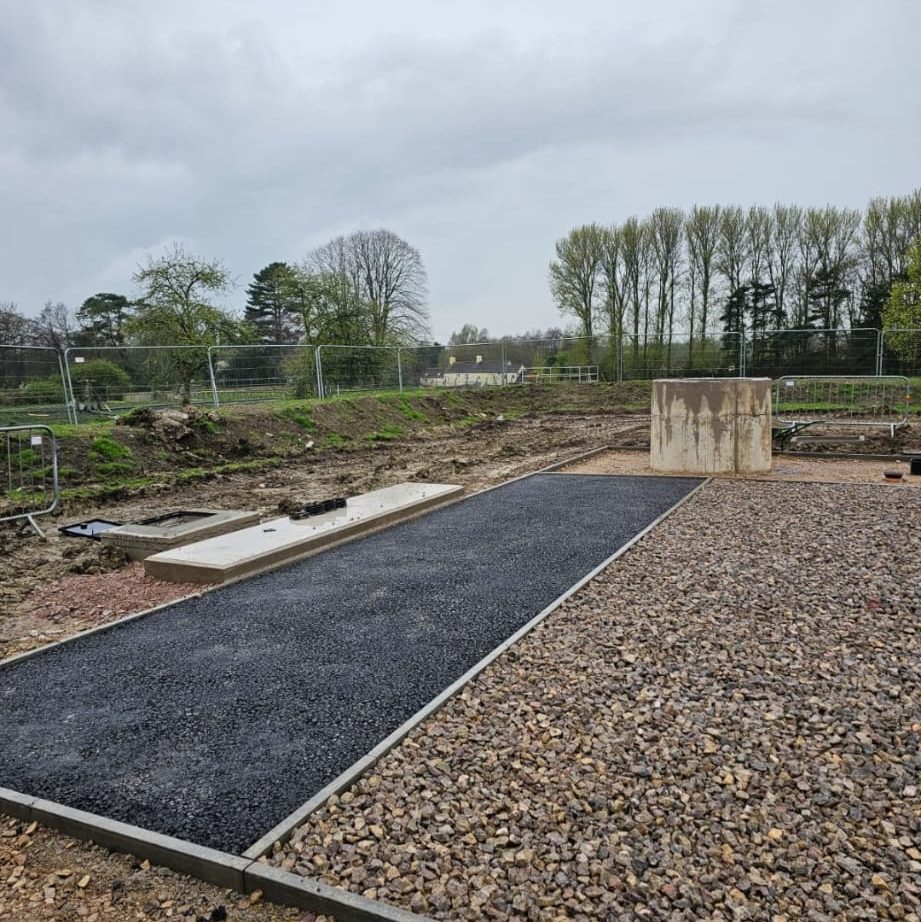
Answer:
[
  {"xmin": 144, "ymin": 483, "xmax": 463, "ymax": 585},
  {"xmin": 101, "ymin": 509, "xmax": 260, "ymax": 561},
  {"xmin": 650, "ymin": 378, "xmax": 772, "ymax": 474}
]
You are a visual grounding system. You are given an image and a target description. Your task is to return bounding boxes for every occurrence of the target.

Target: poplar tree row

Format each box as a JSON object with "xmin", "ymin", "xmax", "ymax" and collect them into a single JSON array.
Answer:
[{"xmin": 548, "ymin": 192, "xmax": 921, "ymax": 365}]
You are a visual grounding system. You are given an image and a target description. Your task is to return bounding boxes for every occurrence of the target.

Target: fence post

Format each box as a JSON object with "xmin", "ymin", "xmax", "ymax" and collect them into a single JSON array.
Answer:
[
  {"xmin": 738, "ymin": 329, "xmax": 746, "ymax": 378},
  {"xmin": 616, "ymin": 329, "xmax": 624, "ymax": 382},
  {"xmin": 876, "ymin": 329, "xmax": 883, "ymax": 376},
  {"xmin": 62, "ymin": 348, "xmax": 78, "ymax": 424},
  {"xmin": 315, "ymin": 346, "xmax": 324, "ymax": 399},
  {"xmin": 396, "ymin": 348, "xmax": 403, "ymax": 393},
  {"xmin": 206, "ymin": 348, "xmax": 221, "ymax": 408}
]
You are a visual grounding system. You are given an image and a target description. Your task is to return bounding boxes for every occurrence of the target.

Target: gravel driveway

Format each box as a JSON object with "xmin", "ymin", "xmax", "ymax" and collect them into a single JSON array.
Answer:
[{"xmin": 276, "ymin": 480, "xmax": 921, "ymax": 920}]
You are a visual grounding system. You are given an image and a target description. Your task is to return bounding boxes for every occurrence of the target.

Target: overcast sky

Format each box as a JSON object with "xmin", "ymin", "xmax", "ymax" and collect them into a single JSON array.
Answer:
[{"xmin": 1, "ymin": 0, "xmax": 919, "ymax": 341}]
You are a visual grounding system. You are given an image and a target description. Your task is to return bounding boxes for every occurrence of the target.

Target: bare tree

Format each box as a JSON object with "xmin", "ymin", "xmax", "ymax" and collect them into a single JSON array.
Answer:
[
  {"xmin": 32, "ymin": 301, "xmax": 77, "ymax": 351},
  {"xmin": 769, "ymin": 203, "xmax": 802, "ymax": 325},
  {"xmin": 348, "ymin": 229, "xmax": 430, "ymax": 344},
  {"xmin": 304, "ymin": 230, "xmax": 429, "ymax": 345},
  {"xmin": 548, "ymin": 224, "xmax": 606, "ymax": 341},
  {"xmin": 717, "ymin": 206, "xmax": 751, "ymax": 298},
  {"xmin": 649, "ymin": 207, "xmax": 684, "ymax": 367},
  {"xmin": 685, "ymin": 205, "xmax": 721, "ymax": 359}
]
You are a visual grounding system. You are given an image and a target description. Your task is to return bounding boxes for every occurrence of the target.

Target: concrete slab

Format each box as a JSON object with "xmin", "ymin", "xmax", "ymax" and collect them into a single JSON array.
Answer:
[
  {"xmin": 144, "ymin": 483, "xmax": 464, "ymax": 584},
  {"xmin": 102, "ymin": 508, "xmax": 261, "ymax": 560}
]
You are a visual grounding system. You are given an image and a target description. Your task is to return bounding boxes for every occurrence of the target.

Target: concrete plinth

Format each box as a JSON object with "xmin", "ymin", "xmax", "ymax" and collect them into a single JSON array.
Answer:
[
  {"xmin": 144, "ymin": 482, "xmax": 463, "ymax": 584},
  {"xmin": 102, "ymin": 509, "xmax": 261, "ymax": 560},
  {"xmin": 650, "ymin": 378, "xmax": 772, "ymax": 474}
]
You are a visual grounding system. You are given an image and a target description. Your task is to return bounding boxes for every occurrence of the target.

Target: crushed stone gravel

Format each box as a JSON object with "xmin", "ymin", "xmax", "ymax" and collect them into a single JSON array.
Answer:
[
  {"xmin": 275, "ymin": 480, "xmax": 921, "ymax": 921},
  {"xmin": 0, "ymin": 814, "xmax": 319, "ymax": 922}
]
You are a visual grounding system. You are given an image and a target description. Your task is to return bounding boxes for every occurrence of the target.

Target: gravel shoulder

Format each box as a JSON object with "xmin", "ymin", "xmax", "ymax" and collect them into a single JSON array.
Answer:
[
  {"xmin": 275, "ymin": 479, "xmax": 921, "ymax": 920},
  {"xmin": 560, "ymin": 448, "xmax": 921, "ymax": 485}
]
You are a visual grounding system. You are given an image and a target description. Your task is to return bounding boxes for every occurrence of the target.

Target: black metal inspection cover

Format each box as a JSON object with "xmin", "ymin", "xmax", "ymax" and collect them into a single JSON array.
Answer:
[
  {"xmin": 57, "ymin": 519, "xmax": 123, "ymax": 540},
  {"xmin": 0, "ymin": 474, "xmax": 701, "ymax": 853}
]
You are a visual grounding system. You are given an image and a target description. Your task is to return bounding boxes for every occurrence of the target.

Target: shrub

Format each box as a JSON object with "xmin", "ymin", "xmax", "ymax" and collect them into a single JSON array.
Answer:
[{"xmin": 70, "ymin": 360, "xmax": 132, "ymax": 401}]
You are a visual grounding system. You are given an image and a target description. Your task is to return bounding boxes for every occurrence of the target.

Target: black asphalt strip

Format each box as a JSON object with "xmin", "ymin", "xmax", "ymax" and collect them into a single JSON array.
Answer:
[{"xmin": 0, "ymin": 474, "xmax": 701, "ymax": 852}]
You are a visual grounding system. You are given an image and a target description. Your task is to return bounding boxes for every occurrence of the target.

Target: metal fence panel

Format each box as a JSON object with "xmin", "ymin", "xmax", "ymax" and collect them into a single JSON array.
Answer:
[
  {"xmin": 209, "ymin": 344, "xmax": 318, "ymax": 404},
  {"xmin": 746, "ymin": 328, "xmax": 879, "ymax": 378},
  {"xmin": 880, "ymin": 328, "xmax": 921, "ymax": 379},
  {"xmin": 1, "ymin": 424, "xmax": 59, "ymax": 536},
  {"xmin": 316, "ymin": 345, "xmax": 404, "ymax": 397},
  {"xmin": 773, "ymin": 375, "xmax": 912, "ymax": 434},
  {"xmin": 400, "ymin": 341, "xmax": 510, "ymax": 390},
  {"xmin": 502, "ymin": 336, "xmax": 616, "ymax": 381},
  {"xmin": 620, "ymin": 332, "xmax": 740, "ymax": 379},
  {"xmin": 63, "ymin": 345, "xmax": 217, "ymax": 420},
  {"xmin": 0, "ymin": 345, "xmax": 70, "ymax": 424}
]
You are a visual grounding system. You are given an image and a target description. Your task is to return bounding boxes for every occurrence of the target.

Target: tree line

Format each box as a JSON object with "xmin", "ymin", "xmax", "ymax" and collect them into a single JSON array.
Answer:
[
  {"xmin": 548, "ymin": 191, "xmax": 921, "ymax": 368},
  {"xmin": 0, "ymin": 228, "xmax": 430, "ymax": 353}
]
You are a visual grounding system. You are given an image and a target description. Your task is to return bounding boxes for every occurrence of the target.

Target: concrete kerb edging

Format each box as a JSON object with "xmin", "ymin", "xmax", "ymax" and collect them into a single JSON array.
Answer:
[
  {"xmin": 0, "ymin": 790, "xmax": 434, "ymax": 922},
  {"xmin": 243, "ymin": 474, "xmax": 711, "ymax": 860}
]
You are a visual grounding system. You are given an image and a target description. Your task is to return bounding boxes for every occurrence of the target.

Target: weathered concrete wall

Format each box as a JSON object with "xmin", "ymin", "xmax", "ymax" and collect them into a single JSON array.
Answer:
[{"xmin": 650, "ymin": 378, "xmax": 772, "ymax": 474}]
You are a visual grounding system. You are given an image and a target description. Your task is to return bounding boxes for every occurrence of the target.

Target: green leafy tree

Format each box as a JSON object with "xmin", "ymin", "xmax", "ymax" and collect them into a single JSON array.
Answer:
[
  {"xmin": 244, "ymin": 263, "xmax": 302, "ymax": 344},
  {"xmin": 448, "ymin": 324, "xmax": 489, "ymax": 345},
  {"xmin": 128, "ymin": 244, "xmax": 244, "ymax": 403},
  {"xmin": 882, "ymin": 238, "xmax": 921, "ymax": 365},
  {"xmin": 548, "ymin": 224, "xmax": 606, "ymax": 342}
]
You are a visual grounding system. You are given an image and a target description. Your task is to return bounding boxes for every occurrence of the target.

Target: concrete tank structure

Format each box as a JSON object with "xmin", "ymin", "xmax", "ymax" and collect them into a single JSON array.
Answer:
[{"xmin": 650, "ymin": 378, "xmax": 772, "ymax": 474}]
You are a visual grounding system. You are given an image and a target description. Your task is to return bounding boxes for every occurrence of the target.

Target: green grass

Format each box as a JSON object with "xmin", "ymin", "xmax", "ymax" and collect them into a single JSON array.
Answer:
[
  {"xmin": 89, "ymin": 436, "xmax": 132, "ymax": 462},
  {"xmin": 367, "ymin": 424, "xmax": 405, "ymax": 442},
  {"xmin": 324, "ymin": 433, "xmax": 350, "ymax": 448},
  {"xmin": 278, "ymin": 405, "xmax": 317, "ymax": 431}
]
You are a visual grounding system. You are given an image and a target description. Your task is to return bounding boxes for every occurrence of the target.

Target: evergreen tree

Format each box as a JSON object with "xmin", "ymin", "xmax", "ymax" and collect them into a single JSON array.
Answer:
[
  {"xmin": 245, "ymin": 262, "xmax": 302, "ymax": 344},
  {"xmin": 75, "ymin": 293, "xmax": 133, "ymax": 346}
]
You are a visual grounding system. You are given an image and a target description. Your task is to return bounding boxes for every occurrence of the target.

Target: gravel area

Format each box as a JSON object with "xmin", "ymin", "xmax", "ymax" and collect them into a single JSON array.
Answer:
[
  {"xmin": 0, "ymin": 813, "xmax": 318, "ymax": 922},
  {"xmin": 0, "ymin": 473, "xmax": 698, "ymax": 855},
  {"xmin": 560, "ymin": 449, "xmax": 921, "ymax": 485},
  {"xmin": 0, "ymin": 563, "xmax": 202, "ymax": 660},
  {"xmin": 275, "ymin": 480, "xmax": 921, "ymax": 920}
]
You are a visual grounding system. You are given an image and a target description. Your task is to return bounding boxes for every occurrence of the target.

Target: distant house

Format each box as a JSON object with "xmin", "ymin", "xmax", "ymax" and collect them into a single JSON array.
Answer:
[{"xmin": 421, "ymin": 354, "xmax": 524, "ymax": 388}]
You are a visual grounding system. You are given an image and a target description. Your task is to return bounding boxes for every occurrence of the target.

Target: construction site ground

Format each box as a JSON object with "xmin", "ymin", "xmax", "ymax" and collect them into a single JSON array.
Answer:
[{"xmin": 1, "ymin": 383, "xmax": 920, "ymax": 921}]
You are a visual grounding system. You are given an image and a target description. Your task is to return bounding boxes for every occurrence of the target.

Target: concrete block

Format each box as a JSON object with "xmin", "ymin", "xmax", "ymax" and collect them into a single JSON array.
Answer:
[
  {"xmin": 0, "ymin": 786, "xmax": 35, "ymax": 821},
  {"xmin": 144, "ymin": 483, "xmax": 464, "ymax": 584},
  {"xmin": 102, "ymin": 508, "xmax": 260, "ymax": 560},
  {"xmin": 650, "ymin": 378, "xmax": 772, "ymax": 474}
]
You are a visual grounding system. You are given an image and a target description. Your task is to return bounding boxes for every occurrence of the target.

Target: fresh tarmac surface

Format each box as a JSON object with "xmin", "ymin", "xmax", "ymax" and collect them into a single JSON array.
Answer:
[{"xmin": 0, "ymin": 474, "xmax": 700, "ymax": 853}]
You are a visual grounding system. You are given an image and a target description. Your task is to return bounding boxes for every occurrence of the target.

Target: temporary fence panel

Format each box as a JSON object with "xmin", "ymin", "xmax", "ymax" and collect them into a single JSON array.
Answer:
[
  {"xmin": 209, "ymin": 344, "xmax": 318, "ymax": 405},
  {"xmin": 620, "ymin": 332, "xmax": 740, "ymax": 380},
  {"xmin": 316, "ymin": 345, "xmax": 404, "ymax": 398},
  {"xmin": 0, "ymin": 345, "xmax": 70, "ymax": 424},
  {"xmin": 522, "ymin": 366, "xmax": 599, "ymax": 384},
  {"xmin": 746, "ymin": 328, "xmax": 879, "ymax": 378},
  {"xmin": 404, "ymin": 341, "xmax": 511, "ymax": 390},
  {"xmin": 1, "ymin": 424, "xmax": 59, "ymax": 537},
  {"xmin": 773, "ymin": 376, "xmax": 912, "ymax": 436},
  {"xmin": 502, "ymin": 336, "xmax": 616, "ymax": 381},
  {"xmin": 63, "ymin": 346, "xmax": 216, "ymax": 420},
  {"xmin": 879, "ymin": 328, "xmax": 921, "ymax": 379}
]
